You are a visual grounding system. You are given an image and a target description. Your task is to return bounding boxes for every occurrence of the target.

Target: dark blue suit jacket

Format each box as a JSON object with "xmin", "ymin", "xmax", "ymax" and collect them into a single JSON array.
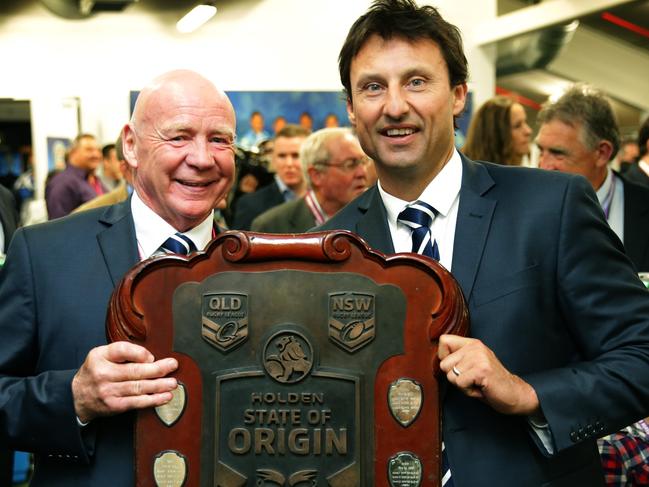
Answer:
[
  {"xmin": 621, "ymin": 176, "xmax": 649, "ymax": 271},
  {"xmin": 0, "ymin": 199, "xmax": 139, "ymax": 486},
  {"xmin": 231, "ymin": 181, "xmax": 285, "ymax": 230},
  {"xmin": 319, "ymin": 156, "xmax": 649, "ymax": 486}
]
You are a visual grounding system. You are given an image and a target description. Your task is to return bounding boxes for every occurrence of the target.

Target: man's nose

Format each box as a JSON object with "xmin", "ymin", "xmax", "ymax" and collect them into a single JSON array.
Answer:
[
  {"xmin": 186, "ymin": 140, "xmax": 213, "ymax": 169},
  {"xmin": 384, "ymin": 86, "xmax": 409, "ymax": 119}
]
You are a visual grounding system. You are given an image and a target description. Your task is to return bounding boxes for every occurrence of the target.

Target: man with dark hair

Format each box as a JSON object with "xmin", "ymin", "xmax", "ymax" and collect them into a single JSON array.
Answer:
[
  {"xmin": 0, "ymin": 69, "xmax": 236, "ymax": 485},
  {"xmin": 625, "ymin": 116, "xmax": 649, "ymax": 188},
  {"xmin": 537, "ymin": 85, "xmax": 649, "ymax": 271},
  {"xmin": 74, "ymin": 134, "xmax": 132, "ymax": 213},
  {"xmin": 45, "ymin": 133, "xmax": 106, "ymax": 219},
  {"xmin": 320, "ymin": 1, "xmax": 649, "ymax": 486},
  {"xmin": 232, "ymin": 124, "xmax": 310, "ymax": 230},
  {"xmin": 251, "ymin": 127, "xmax": 370, "ymax": 232},
  {"xmin": 98, "ymin": 143, "xmax": 124, "ymax": 191}
]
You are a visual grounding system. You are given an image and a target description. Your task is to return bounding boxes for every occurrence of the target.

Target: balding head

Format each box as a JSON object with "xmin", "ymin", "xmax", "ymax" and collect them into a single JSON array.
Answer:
[{"xmin": 123, "ymin": 70, "xmax": 237, "ymax": 231}]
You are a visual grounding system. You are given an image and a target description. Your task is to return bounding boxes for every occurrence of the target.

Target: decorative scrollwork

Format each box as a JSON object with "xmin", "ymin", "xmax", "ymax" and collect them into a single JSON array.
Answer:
[
  {"xmin": 221, "ymin": 231, "xmax": 250, "ymax": 262},
  {"xmin": 322, "ymin": 232, "xmax": 352, "ymax": 262}
]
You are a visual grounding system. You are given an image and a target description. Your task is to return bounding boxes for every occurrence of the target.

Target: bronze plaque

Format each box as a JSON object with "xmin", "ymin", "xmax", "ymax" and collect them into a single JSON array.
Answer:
[
  {"xmin": 388, "ymin": 379, "xmax": 423, "ymax": 428},
  {"xmin": 155, "ymin": 383, "xmax": 186, "ymax": 427},
  {"xmin": 107, "ymin": 231, "xmax": 469, "ymax": 486},
  {"xmin": 388, "ymin": 452, "xmax": 422, "ymax": 487},
  {"xmin": 153, "ymin": 451, "xmax": 187, "ymax": 487}
]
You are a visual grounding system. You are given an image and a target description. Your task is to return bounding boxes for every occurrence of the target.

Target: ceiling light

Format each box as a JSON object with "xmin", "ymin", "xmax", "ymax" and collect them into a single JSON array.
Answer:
[{"xmin": 176, "ymin": 3, "xmax": 217, "ymax": 34}]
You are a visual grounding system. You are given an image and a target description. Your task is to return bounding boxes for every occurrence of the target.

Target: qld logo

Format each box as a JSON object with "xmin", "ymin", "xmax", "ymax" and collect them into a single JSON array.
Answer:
[
  {"xmin": 328, "ymin": 292, "xmax": 375, "ymax": 352},
  {"xmin": 201, "ymin": 293, "xmax": 248, "ymax": 352}
]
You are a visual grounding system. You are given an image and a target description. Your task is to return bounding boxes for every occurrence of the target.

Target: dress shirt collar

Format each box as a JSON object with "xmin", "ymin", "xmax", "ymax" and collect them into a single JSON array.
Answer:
[
  {"xmin": 596, "ymin": 168, "xmax": 614, "ymax": 208},
  {"xmin": 379, "ymin": 149, "xmax": 462, "ymax": 226},
  {"xmin": 639, "ymin": 159, "xmax": 649, "ymax": 177},
  {"xmin": 131, "ymin": 190, "xmax": 215, "ymax": 260}
]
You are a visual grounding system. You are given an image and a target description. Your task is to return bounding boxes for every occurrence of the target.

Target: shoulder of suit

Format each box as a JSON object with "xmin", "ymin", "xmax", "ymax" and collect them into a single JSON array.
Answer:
[{"xmin": 252, "ymin": 198, "xmax": 303, "ymax": 226}]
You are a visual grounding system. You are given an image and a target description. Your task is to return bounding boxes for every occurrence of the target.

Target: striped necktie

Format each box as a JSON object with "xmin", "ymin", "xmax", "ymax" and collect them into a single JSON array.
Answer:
[
  {"xmin": 159, "ymin": 232, "xmax": 197, "ymax": 255},
  {"xmin": 397, "ymin": 200, "xmax": 440, "ymax": 260},
  {"xmin": 398, "ymin": 200, "xmax": 453, "ymax": 486}
]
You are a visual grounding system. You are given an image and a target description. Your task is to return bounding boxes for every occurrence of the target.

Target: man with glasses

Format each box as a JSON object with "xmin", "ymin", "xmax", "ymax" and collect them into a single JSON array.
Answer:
[{"xmin": 251, "ymin": 127, "xmax": 370, "ymax": 233}]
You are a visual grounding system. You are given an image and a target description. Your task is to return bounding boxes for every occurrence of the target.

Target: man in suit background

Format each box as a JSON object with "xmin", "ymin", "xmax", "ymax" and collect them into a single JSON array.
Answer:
[
  {"xmin": 0, "ymin": 69, "xmax": 237, "ymax": 485},
  {"xmin": 251, "ymin": 127, "xmax": 370, "ymax": 233},
  {"xmin": 625, "ymin": 116, "xmax": 649, "ymax": 188},
  {"xmin": 536, "ymin": 85, "xmax": 649, "ymax": 272},
  {"xmin": 0, "ymin": 183, "xmax": 18, "ymax": 486},
  {"xmin": 231, "ymin": 124, "xmax": 309, "ymax": 229},
  {"xmin": 319, "ymin": 1, "xmax": 649, "ymax": 485},
  {"xmin": 0, "ymin": 184, "xmax": 18, "ymax": 263}
]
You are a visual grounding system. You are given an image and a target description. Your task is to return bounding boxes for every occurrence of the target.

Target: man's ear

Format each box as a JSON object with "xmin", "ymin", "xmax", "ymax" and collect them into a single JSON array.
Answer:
[
  {"xmin": 307, "ymin": 166, "xmax": 322, "ymax": 188},
  {"xmin": 452, "ymin": 83, "xmax": 468, "ymax": 116},
  {"xmin": 595, "ymin": 140, "xmax": 615, "ymax": 168},
  {"xmin": 346, "ymin": 97, "xmax": 356, "ymax": 127},
  {"xmin": 122, "ymin": 124, "xmax": 138, "ymax": 170}
]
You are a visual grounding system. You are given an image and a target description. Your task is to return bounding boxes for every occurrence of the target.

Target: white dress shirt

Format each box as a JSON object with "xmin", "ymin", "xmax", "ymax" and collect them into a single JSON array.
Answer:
[
  {"xmin": 131, "ymin": 190, "xmax": 215, "ymax": 260},
  {"xmin": 596, "ymin": 169, "xmax": 624, "ymax": 242},
  {"xmin": 378, "ymin": 148, "xmax": 462, "ymax": 272}
]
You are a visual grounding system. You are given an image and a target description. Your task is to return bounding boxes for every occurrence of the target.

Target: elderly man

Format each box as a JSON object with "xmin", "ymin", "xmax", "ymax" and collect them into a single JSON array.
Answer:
[
  {"xmin": 536, "ymin": 85, "xmax": 649, "ymax": 271},
  {"xmin": 0, "ymin": 69, "xmax": 236, "ymax": 485},
  {"xmin": 251, "ymin": 127, "xmax": 370, "ymax": 232},
  {"xmin": 45, "ymin": 133, "xmax": 106, "ymax": 219},
  {"xmin": 319, "ymin": 1, "xmax": 649, "ymax": 485},
  {"xmin": 231, "ymin": 124, "xmax": 310, "ymax": 230}
]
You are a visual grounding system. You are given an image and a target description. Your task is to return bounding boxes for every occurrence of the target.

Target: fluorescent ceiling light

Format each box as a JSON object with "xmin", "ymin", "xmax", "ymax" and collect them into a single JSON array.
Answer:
[{"xmin": 176, "ymin": 4, "xmax": 217, "ymax": 33}]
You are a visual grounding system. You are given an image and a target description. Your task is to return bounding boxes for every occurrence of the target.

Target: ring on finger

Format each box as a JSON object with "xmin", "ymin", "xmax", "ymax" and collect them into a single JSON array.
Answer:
[{"xmin": 452, "ymin": 365, "xmax": 461, "ymax": 377}]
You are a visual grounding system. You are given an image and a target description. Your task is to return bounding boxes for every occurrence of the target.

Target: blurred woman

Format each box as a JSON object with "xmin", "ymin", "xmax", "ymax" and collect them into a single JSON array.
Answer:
[{"xmin": 462, "ymin": 96, "xmax": 532, "ymax": 166}]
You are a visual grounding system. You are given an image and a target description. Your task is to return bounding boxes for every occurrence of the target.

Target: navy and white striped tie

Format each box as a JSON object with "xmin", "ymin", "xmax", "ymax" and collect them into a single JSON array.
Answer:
[
  {"xmin": 397, "ymin": 200, "xmax": 440, "ymax": 261},
  {"xmin": 398, "ymin": 200, "xmax": 453, "ymax": 486},
  {"xmin": 159, "ymin": 232, "xmax": 197, "ymax": 255}
]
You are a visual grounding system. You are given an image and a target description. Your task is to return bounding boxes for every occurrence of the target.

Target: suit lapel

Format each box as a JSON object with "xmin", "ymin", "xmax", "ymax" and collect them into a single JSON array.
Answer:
[
  {"xmin": 355, "ymin": 187, "xmax": 394, "ymax": 254},
  {"xmin": 96, "ymin": 199, "xmax": 139, "ymax": 286},
  {"xmin": 451, "ymin": 156, "xmax": 496, "ymax": 301}
]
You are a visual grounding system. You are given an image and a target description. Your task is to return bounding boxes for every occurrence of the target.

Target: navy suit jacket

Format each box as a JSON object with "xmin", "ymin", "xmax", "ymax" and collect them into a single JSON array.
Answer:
[
  {"xmin": 623, "ymin": 163, "xmax": 649, "ymax": 189},
  {"xmin": 0, "ymin": 184, "xmax": 18, "ymax": 252},
  {"xmin": 231, "ymin": 181, "xmax": 285, "ymax": 230},
  {"xmin": 250, "ymin": 197, "xmax": 315, "ymax": 233},
  {"xmin": 319, "ymin": 156, "xmax": 649, "ymax": 487},
  {"xmin": 621, "ymin": 176, "xmax": 649, "ymax": 271},
  {"xmin": 0, "ymin": 199, "xmax": 139, "ymax": 486}
]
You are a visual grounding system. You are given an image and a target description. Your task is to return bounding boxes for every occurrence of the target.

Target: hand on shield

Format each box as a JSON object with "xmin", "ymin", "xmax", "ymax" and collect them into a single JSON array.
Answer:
[{"xmin": 72, "ymin": 341, "xmax": 179, "ymax": 423}]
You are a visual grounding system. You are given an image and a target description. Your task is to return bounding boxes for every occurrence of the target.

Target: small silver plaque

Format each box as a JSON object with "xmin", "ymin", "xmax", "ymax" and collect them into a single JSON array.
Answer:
[
  {"xmin": 155, "ymin": 383, "xmax": 186, "ymax": 427},
  {"xmin": 153, "ymin": 450, "xmax": 187, "ymax": 487},
  {"xmin": 388, "ymin": 378, "xmax": 423, "ymax": 427},
  {"xmin": 388, "ymin": 452, "xmax": 422, "ymax": 487}
]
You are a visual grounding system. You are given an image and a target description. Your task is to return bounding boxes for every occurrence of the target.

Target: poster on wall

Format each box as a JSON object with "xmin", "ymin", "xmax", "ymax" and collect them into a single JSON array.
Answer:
[
  {"xmin": 46, "ymin": 137, "xmax": 71, "ymax": 171},
  {"xmin": 130, "ymin": 90, "xmax": 348, "ymax": 149}
]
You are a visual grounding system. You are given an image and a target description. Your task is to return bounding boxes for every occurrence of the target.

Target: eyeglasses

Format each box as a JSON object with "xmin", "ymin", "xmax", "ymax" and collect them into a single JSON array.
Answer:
[{"xmin": 316, "ymin": 157, "xmax": 371, "ymax": 172}]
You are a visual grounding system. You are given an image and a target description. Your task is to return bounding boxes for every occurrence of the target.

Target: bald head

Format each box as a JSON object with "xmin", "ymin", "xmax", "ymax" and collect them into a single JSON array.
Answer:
[
  {"xmin": 123, "ymin": 69, "xmax": 237, "ymax": 231},
  {"xmin": 131, "ymin": 70, "xmax": 235, "ymax": 136}
]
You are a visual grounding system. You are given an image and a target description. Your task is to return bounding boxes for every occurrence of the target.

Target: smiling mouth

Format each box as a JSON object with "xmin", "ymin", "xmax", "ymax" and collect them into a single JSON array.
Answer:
[
  {"xmin": 176, "ymin": 179, "xmax": 213, "ymax": 187},
  {"xmin": 383, "ymin": 128, "xmax": 417, "ymax": 137}
]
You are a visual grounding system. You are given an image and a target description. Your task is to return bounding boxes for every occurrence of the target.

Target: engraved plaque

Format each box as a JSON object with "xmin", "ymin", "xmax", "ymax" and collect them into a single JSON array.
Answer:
[
  {"xmin": 388, "ymin": 379, "xmax": 423, "ymax": 427},
  {"xmin": 388, "ymin": 452, "xmax": 422, "ymax": 487},
  {"xmin": 155, "ymin": 383, "xmax": 187, "ymax": 427},
  {"xmin": 153, "ymin": 451, "xmax": 187, "ymax": 487},
  {"xmin": 107, "ymin": 231, "xmax": 469, "ymax": 486}
]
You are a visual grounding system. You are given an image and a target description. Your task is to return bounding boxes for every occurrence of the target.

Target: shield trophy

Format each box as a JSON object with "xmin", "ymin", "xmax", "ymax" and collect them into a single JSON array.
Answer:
[{"xmin": 106, "ymin": 230, "xmax": 469, "ymax": 486}]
